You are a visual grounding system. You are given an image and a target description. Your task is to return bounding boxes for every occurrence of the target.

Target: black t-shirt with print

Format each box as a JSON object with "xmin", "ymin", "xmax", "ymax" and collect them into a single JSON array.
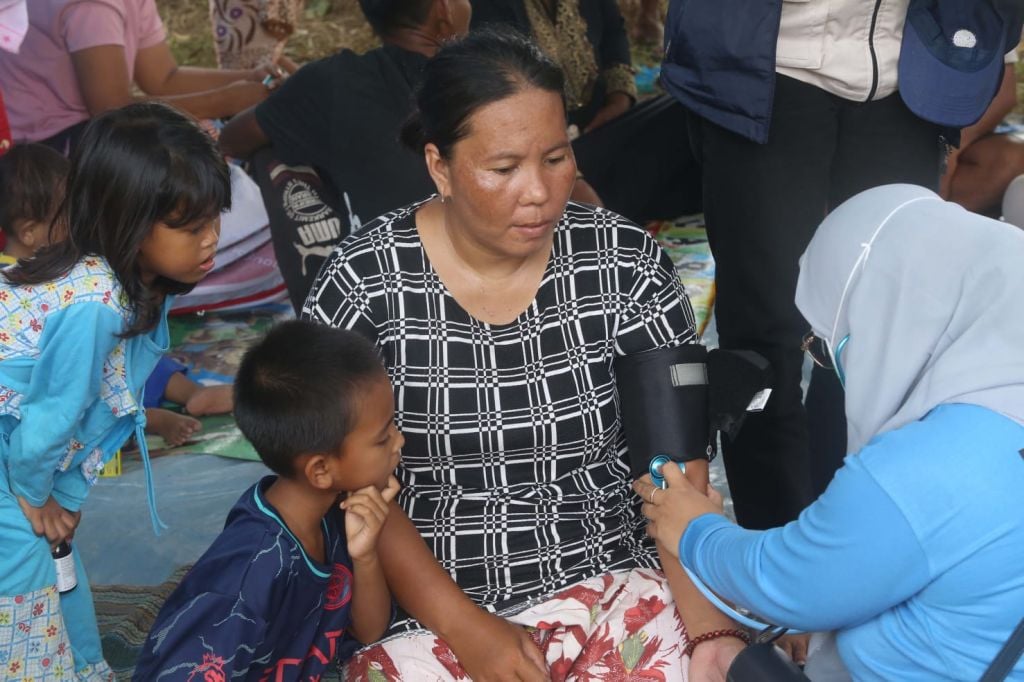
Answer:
[{"xmin": 254, "ymin": 44, "xmax": 435, "ymax": 231}]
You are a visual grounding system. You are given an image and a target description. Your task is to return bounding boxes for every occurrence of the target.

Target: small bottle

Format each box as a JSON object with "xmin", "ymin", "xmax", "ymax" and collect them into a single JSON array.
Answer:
[{"xmin": 52, "ymin": 541, "xmax": 78, "ymax": 593}]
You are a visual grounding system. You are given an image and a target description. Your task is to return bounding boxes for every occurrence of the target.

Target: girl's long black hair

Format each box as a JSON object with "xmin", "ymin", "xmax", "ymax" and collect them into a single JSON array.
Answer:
[{"xmin": 4, "ymin": 102, "xmax": 231, "ymax": 336}]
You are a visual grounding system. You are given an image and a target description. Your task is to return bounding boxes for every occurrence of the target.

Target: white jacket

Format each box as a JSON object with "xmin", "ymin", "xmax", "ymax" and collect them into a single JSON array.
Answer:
[{"xmin": 776, "ymin": 0, "xmax": 910, "ymax": 101}]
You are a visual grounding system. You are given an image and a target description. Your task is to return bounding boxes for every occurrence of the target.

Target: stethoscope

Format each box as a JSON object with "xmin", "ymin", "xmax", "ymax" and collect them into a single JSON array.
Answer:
[
  {"xmin": 647, "ymin": 455, "xmax": 804, "ymax": 635},
  {"xmin": 648, "ymin": 453, "xmax": 685, "ymax": 488}
]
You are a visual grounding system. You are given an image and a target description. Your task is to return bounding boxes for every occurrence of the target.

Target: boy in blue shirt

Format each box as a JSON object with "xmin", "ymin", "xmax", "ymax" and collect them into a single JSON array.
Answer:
[{"xmin": 134, "ymin": 320, "xmax": 403, "ymax": 681}]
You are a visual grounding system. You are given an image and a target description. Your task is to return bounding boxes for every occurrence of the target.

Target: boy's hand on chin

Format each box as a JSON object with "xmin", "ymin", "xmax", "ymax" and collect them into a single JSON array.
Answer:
[{"xmin": 341, "ymin": 475, "xmax": 400, "ymax": 562}]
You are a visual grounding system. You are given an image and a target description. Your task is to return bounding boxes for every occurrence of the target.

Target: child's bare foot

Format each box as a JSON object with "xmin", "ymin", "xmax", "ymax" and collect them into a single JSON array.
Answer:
[
  {"xmin": 146, "ymin": 408, "xmax": 202, "ymax": 447},
  {"xmin": 185, "ymin": 384, "xmax": 234, "ymax": 416}
]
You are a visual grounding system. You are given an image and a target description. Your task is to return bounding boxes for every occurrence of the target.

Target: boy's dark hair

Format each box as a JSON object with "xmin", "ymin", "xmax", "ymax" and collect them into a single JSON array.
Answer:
[
  {"xmin": 0, "ymin": 144, "xmax": 69, "ymax": 236},
  {"xmin": 400, "ymin": 27, "xmax": 565, "ymax": 158},
  {"xmin": 234, "ymin": 320, "xmax": 387, "ymax": 477},
  {"xmin": 3, "ymin": 102, "xmax": 231, "ymax": 337},
  {"xmin": 357, "ymin": 0, "xmax": 433, "ymax": 38}
]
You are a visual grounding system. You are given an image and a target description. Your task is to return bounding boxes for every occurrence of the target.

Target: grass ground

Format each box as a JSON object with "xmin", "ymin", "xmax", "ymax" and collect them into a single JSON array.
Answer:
[
  {"xmin": 159, "ymin": 0, "xmax": 378, "ymax": 68},
  {"xmin": 157, "ymin": 0, "xmax": 664, "ymax": 72}
]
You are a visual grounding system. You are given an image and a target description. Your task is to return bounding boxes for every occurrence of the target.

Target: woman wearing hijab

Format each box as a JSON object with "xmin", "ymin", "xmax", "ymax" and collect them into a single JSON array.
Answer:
[{"xmin": 636, "ymin": 183, "xmax": 1024, "ymax": 680}]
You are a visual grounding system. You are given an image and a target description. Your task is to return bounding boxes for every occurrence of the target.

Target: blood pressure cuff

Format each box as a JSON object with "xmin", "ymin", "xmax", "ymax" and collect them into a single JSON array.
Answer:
[
  {"xmin": 615, "ymin": 343, "xmax": 711, "ymax": 479},
  {"xmin": 707, "ymin": 348, "xmax": 773, "ymax": 440},
  {"xmin": 615, "ymin": 345, "xmax": 774, "ymax": 479}
]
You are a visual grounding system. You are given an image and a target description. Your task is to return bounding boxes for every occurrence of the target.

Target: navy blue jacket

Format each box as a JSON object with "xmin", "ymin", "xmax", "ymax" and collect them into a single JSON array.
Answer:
[{"xmin": 661, "ymin": 0, "xmax": 783, "ymax": 144}]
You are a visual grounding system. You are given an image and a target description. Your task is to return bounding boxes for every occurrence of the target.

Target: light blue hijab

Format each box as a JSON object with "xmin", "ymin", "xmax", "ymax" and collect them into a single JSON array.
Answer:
[{"xmin": 795, "ymin": 184, "xmax": 1024, "ymax": 453}]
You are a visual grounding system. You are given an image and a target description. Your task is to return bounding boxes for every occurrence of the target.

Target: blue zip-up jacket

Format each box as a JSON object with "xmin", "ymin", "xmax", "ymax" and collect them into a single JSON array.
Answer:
[
  {"xmin": 0, "ymin": 256, "xmax": 168, "ymax": 529},
  {"xmin": 661, "ymin": 0, "xmax": 784, "ymax": 144}
]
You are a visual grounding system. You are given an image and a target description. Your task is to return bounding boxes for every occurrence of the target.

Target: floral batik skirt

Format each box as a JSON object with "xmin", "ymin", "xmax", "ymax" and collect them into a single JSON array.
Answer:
[{"xmin": 344, "ymin": 568, "xmax": 690, "ymax": 681}]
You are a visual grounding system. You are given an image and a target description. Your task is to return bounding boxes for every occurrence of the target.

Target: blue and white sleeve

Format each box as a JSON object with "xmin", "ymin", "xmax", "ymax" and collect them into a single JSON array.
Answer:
[{"xmin": 7, "ymin": 303, "xmax": 124, "ymax": 506}]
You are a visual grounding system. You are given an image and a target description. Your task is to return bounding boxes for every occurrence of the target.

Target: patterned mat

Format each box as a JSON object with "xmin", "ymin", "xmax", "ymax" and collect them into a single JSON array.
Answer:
[
  {"xmin": 93, "ymin": 566, "xmax": 191, "ymax": 679},
  {"xmin": 650, "ymin": 214, "xmax": 716, "ymax": 337},
  {"xmin": 137, "ymin": 302, "xmax": 294, "ymax": 463}
]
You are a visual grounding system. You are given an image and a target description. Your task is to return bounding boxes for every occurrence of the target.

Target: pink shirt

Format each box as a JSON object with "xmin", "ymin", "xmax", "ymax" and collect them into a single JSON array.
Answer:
[{"xmin": 0, "ymin": 0, "xmax": 165, "ymax": 142}]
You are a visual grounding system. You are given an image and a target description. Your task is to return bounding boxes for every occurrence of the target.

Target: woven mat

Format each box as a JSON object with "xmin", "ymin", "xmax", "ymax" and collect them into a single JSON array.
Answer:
[{"xmin": 93, "ymin": 565, "xmax": 191, "ymax": 679}]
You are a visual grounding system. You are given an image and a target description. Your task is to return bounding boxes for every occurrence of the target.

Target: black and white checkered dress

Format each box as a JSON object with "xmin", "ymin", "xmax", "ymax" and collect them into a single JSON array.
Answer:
[{"xmin": 304, "ymin": 200, "xmax": 697, "ymax": 634}]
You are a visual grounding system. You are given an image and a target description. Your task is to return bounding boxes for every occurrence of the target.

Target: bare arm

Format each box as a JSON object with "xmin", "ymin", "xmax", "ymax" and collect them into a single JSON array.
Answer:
[
  {"xmin": 662, "ymin": 459, "xmax": 742, "ymax": 635},
  {"xmin": 654, "ymin": 460, "xmax": 748, "ymax": 677},
  {"xmin": 342, "ymin": 478, "xmax": 401, "ymax": 644},
  {"xmin": 348, "ymin": 554, "xmax": 392, "ymax": 643},
  {"xmin": 70, "ymin": 44, "xmax": 273, "ymax": 120},
  {"xmin": 941, "ymin": 65, "xmax": 1017, "ymax": 198},
  {"xmin": 376, "ymin": 503, "xmax": 473, "ymax": 635},
  {"xmin": 133, "ymin": 41, "xmax": 268, "ymax": 96},
  {"xmin": 219, "ymin": 106, "xmax": 270, "ymax": 159},
  {"xmin": 658, "ymin": 541, "xmax": 746, "ymax": 677},
  {"xmin": 378, "ymin": 503, "xmax": 549, "ymax": 681},
  {"xmin": 663, "ymin": 456, "xmax": 745, "ymax": 630}
]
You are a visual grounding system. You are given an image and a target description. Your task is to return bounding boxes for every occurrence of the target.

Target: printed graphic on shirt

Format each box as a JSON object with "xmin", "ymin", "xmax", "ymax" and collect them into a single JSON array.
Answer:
[
  {"xmin": 281, "ymin": 176, "xmax": 332, "ymax": 224},
  {"xmin": 324, "ymin": 563, "xmax": 353, "ymax": 611}
]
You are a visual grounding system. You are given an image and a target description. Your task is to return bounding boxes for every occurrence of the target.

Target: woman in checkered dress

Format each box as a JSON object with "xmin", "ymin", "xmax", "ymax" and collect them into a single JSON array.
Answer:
[{"xmin": 304, "ymin": 29, "xmax": 741, "ymax": 681}]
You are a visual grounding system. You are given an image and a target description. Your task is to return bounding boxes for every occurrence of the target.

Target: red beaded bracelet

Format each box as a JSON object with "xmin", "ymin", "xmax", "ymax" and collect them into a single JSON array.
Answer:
[{"xmin": 683, "ymin": 628, "xmax": 751, "ymax": 658}]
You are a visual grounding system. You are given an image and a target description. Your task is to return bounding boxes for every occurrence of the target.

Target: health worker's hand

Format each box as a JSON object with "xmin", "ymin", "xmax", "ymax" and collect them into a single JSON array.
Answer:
[{"xmin": 633, "ymin": 463, "xmax": 724, "ymax": 559}]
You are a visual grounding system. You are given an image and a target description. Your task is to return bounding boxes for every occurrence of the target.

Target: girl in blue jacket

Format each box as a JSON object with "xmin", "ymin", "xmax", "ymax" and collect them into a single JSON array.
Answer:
[{"xmin": 0, "ymin": 102, "xmax": 229, "ymax": 681}]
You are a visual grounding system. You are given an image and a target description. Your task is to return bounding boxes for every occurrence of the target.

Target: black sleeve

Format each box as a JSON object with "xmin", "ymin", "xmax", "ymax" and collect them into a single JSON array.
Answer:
[
  {"xmin": 470, "ymin": 0, "xmax": 528, "ymax": 32},
  {"xmin": 596, "ymin": 0, "xmax": 632, "ymax": 70},
  {"xmin": 254, "ymin": 56, "xmax": 338, "ymax": 170}
]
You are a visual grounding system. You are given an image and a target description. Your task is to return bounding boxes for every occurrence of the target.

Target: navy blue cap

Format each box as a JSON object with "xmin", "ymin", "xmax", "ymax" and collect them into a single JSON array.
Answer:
[{"xmin": 898, "ymin": 0, "xmax": 1016, "ymax": 128}]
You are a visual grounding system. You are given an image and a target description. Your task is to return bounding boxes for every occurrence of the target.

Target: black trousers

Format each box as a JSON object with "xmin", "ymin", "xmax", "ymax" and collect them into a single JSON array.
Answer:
[{"xmin": 690, "ymin": 75, "xmax": 942, "ymax": 529}]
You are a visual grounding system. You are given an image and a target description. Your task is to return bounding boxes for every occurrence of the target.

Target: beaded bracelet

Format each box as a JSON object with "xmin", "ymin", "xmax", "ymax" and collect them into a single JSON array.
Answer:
[{"xmin": 683, "ymin": 628, "xmax": 751, "ymax": 658}]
